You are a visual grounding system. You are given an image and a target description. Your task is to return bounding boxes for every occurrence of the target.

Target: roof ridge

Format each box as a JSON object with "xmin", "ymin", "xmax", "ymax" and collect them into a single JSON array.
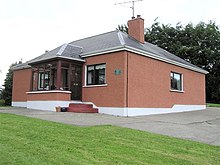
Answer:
[
  {"xmin": 117, "ymin": 31, "xmax": 126, "ymax": 45},
  {"xmin": 56, "ymin": 43, "xmax": 68, "ymax": 56},
  {"xmin": 118, "ymin": 30, "xmax": 148, "ymax": 46}
]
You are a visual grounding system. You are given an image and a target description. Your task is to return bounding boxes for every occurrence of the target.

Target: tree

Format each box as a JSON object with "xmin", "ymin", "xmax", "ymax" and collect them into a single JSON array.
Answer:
[
  {"xmin": 0, "ymin": 87, "xmax": 3, "ymax": 100},
  {"xmin": 117, "ymin": 24, "xmax": 128, "ymax": 33},
  {"xmin": 118, "ymin": 20, "xmax": 220, "ymax": 103}
]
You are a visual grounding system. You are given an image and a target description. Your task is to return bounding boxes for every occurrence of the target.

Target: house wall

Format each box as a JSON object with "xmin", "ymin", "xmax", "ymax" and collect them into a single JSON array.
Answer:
[
  {"xmin": 26, "ymin": 91, "xmax": 71, "ymax": 111},
  {"xmin": 12, "ymin": 68, "xmax": 32, "ymax": 103},
  {"xmin": 127, "ymin": 52, "xmax": 206, "ymax": 108},
  {"xmin": 82, "ymin": 51, "xmax": 128, "ymax": 107},
  {"xmin": 27, "ymin": 91, "xmax": 71, "ymax": 101}
]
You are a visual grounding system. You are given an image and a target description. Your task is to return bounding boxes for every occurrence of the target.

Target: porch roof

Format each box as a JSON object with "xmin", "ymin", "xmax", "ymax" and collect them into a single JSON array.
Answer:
[{"xmin": 28, "ymin": 43, "xmax": 84, "ymax": 65}]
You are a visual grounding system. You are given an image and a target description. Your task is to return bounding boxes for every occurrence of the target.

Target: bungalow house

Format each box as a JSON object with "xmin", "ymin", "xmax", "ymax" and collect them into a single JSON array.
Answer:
[{"xmin": 12, "ymin": 15, "xmax": 208, "ymax": 116}]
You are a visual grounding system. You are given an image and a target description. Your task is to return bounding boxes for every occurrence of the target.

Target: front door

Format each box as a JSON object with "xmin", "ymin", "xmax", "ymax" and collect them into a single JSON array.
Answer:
[{"xmin": 70, "ymin": 64, "xmax": 82, "ymax": 100}]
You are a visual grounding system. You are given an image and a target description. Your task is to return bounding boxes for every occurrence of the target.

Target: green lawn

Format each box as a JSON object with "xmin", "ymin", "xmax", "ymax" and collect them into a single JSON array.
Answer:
[
  {"xmin": 0, "ymin": 113, "xmax": 219, "ymax": 165},
  {"xmin": 207, "ymin": 103, "xmax": 220, "ymax": 107}
]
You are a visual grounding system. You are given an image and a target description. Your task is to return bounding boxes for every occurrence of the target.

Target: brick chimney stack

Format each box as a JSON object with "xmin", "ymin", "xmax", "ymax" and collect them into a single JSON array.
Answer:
[{"xmin": 127, "ymin": 15, "xmax": 144, "ymax": 44}]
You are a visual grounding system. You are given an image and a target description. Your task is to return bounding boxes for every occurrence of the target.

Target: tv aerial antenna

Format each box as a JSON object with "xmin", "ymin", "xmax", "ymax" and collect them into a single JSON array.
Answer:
[{"xmin": 115, "ymin": 0, "xmax": 143, "ymax": 18}]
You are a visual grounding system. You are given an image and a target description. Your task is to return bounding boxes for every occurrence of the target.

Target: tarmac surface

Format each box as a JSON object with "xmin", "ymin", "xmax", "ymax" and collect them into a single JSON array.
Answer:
[{"xmin": 0, "ymin": 107, "xmax": 219, "ymax": 146}]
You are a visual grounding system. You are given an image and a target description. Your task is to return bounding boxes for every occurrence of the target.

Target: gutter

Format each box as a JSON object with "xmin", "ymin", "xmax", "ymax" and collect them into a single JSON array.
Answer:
[{"xmin": 28, "ymin": 56, "xmax": 85, "ymax": 65}]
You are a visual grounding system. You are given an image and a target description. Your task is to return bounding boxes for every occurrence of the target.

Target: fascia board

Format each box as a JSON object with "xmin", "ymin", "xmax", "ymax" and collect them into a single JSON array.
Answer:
[{"xmin": 28, "ymin": 56, "xmax": 85, "ymax": 65}]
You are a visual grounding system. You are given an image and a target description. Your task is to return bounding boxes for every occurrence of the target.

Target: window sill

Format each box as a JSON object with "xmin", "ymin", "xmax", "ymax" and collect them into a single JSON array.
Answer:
[
  {"xmin": 83, "ymin": 84, "xmax": 108, "ymax": 88},
  {"xmin": 27, "ymin": 90, "xmax": 72, "ymax": 94},
  {"xmin": 170, "ymin": 89, "xmax": 184, "ymax": 93}
]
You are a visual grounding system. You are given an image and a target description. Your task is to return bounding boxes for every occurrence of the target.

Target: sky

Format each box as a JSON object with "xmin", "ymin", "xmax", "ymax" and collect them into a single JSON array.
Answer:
[{"xmin": 0, "ymin": 0, "xmax": 220, "ymax": 86}]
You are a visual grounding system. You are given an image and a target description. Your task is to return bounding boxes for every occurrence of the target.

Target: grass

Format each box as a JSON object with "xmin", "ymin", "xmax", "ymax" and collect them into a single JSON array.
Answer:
[
  {"xmin": 0, "ymin": 113, "xmax": 219, "ymax": 165},
  {"xmin": 207, "ymin": 103, "xmax": 220, "ymax": 107}
]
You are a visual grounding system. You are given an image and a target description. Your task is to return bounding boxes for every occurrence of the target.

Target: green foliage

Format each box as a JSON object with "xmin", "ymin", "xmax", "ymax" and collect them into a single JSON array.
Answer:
[
  {"xmin": 0, "ymin": 88, "xmax": 2, "ymax": 100},
  {"xmin": 0, "ymin": 113, "xmax": 219, "ymax": 165},
  {"xmin": 2, "ymin": 68, "xmax": 13, "ymax": 106},
  {"xmin": 0, "ymin": 100, "xmax": 5, "ymax": 106},
  {"xmin": 118, "ymin": 20, "xmax": 220, "ymax": 103},
  {"xmin": 117, "ymin": 24, "xmax": 128, "ymax": 33}
]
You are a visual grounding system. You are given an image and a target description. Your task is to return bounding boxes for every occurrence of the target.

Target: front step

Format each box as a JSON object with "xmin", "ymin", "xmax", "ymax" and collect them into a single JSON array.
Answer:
[
  {"xmin": 69, "ymin": 103, "xmax": 93, "ymax": 108},
  {"xmin": 67, "ymin": 103, "xmax": 98, "ymax": 113}
]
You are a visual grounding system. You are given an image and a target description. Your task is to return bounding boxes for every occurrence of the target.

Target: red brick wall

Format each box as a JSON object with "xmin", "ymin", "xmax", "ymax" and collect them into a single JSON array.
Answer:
[
  {"xmin": 12, "ymin": 68, "xmax": 32, "ymax": 102},
  {"xmin": 82, "ymin": 51, "xmax": 128, "ymax": 107},
  {"xmin": 127, "ymin": 52, "xmax": 206, "ymax": 108},
  {"xmin": 27, "ymin": 92, "xmax": 71, "ymax": 101}
]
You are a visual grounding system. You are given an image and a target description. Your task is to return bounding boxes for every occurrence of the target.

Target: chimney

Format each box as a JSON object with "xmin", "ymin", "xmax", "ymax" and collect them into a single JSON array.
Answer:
[{"xmin": 127, "ymin": 15, "xmax": 144, "ymax": 43}]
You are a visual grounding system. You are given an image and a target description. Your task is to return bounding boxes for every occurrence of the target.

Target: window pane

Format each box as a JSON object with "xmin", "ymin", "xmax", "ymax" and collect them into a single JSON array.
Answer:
[
  {"xmin": 98, "ymin": 69, "xmax": 105, "ymax": 84},
  {"xmin": 61, "ymin": 69, "xmax": 68, "ymax": 90},
  {"xmin": 38, "ymin": 72, "xmax": 44, "ymax": 89},
  {"xmin": 45, "ymin": 72, "xmax": 50, "ymax": 90},
  {"xmin": 170, "ymin": 72, "xmax": 182, "ymax": 91},
  {"xmin": 87, "ymin": 64, "xmax": 106, "ymax": 85},
  {"xmin": 87, "ymin": 70, "xmax": 94, "ymax": 85},
  {"xmin": 32, "ymin": 71, "xmax": 38, "ymax": 91},
  {"xmin": 51, "ymin": 69, "xmax": 57, "ymax": 90},
  {"xmin": 95, "ymin": 64, "xmax": 105, "ymax": 70},
  {"xmin": 88, "ymin": 66, "xmax": 94, "ymax": 71}
]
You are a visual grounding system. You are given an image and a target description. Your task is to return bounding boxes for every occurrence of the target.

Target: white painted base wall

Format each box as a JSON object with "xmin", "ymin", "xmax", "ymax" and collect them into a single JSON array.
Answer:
[
  {"xmin": 12, "ymin": 101, "xmax": 206, "ymax": 116},
  {"xmin": 12, "ymin": 101, "xmax": 27, "ymax": 107},
  {"xmin": 27, "ymin": 101, "xmax": 74, "ymax": 111},
  {"xmin": 98, "ymin": 105, "xmax": 206, "ymax": 116},
  {"xmin": 13, "ymin": 101, "xmax": 76, "ymax": 111}
]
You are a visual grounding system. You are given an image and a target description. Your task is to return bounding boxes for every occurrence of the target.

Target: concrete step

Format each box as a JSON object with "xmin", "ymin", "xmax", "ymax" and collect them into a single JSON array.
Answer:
[
  {"xmin": 69, "ymin": 103, "xmax": 93, "ymax": 108},
  {"xmin": 67, "ymin": 107, "xmax": 98, "ymax": 113}
]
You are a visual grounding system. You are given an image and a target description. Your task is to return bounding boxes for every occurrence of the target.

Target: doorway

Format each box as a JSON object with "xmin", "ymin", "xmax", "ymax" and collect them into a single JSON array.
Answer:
[{"xmin": 71, "ymin": 64, "xmax": 82, "ymax": 100}]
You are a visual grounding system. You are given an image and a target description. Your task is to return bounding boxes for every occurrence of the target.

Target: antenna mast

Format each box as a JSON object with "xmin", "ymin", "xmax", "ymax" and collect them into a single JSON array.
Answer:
[{"xmin": 115, "ymin": 0, "xmax": 143, "ymax": 18}]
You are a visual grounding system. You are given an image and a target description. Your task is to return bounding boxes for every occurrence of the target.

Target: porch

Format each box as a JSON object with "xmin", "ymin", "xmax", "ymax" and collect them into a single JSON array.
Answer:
[
  {"xmin": 26, "ymin": 90, "xmax": 98, "ymax": 113},
  {"xmin": 30, "ymin": 59, "xmax": 83, "ymax": 100},
  {"xmin": 26, "ymin": 58, "xmax": 99, "ymax": 112}
]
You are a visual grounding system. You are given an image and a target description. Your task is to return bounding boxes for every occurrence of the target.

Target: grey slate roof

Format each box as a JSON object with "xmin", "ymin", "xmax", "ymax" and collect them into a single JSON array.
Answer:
[
  {"xmin": 28, "ymin": 43, "xmax": 84, "ymax": 64},
  {"xmin": 11, "ymin": 62, "xmax": 31, "ymax": 71},
  {"xmin": 16, "ymin": 30, "xmax": 207, "ymax": 74}
]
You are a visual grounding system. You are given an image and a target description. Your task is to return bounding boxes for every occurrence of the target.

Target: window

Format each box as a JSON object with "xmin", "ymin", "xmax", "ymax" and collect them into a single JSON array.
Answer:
[
  {"xmin": 38, "ymin": 72, "xmax": 44, "ymax": 89},
  {"xmin": 32, "ymin": 61, "xmax": 83, "ymax": 91},
  {"xmin": 32, "ymin": 63, "xmax": 56, "ymax": 91},
  {"xmin": 170, "ymin": 72, "xmax": 182, "ymax": 91},
  {"xmin": 87, "ymin": 64, "xmax": 106, "ymax": 85}
]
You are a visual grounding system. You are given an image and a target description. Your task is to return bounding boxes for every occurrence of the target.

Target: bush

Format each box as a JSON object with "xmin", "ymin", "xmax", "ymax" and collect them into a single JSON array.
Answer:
[{"xmin": 0, "ymin": 100, "xmax": 5, "ymax": 106}]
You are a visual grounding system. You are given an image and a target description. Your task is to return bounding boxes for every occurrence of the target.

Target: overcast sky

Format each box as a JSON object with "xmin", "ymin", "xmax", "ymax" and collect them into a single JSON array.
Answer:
[{"xmin": 0, "ymin": 0, "xmax": 220, "ymax": 86}]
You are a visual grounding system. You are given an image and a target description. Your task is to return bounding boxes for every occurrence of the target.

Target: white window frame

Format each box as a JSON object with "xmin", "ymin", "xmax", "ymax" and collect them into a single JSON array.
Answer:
[
  {"xmin": 84, "ymin": 63, "xmax": 107, "ymax": 87},
  {"xmin": 170, "ymin": 72, "xmax": 184, "ymax": 93}
]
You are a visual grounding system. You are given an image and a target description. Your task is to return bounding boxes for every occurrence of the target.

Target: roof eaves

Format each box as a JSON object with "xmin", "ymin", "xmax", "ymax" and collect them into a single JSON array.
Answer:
[
  {"xmin": 57, "ymin": 56, "xmax": 85, "ymax": 62},
  {"xmin": 29, "ymin": 56, "xmax": 85, "ymax": 65}
]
